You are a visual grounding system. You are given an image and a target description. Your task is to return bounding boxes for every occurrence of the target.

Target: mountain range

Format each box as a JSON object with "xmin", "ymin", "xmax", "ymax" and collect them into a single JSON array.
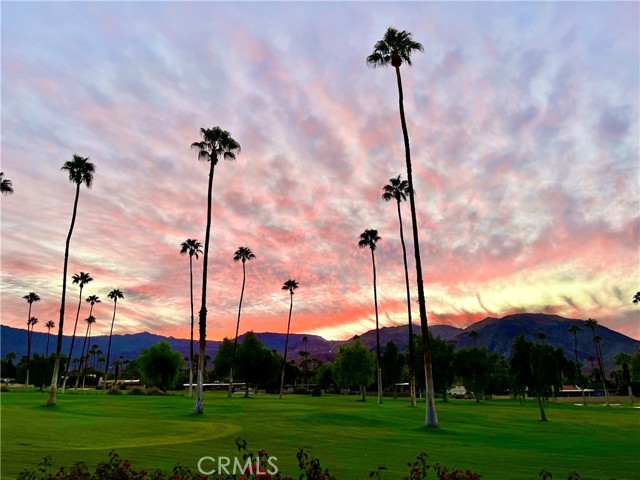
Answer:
[{"xmin": 2, "ymin": 313, "xmax": 637, "ymax": 370}]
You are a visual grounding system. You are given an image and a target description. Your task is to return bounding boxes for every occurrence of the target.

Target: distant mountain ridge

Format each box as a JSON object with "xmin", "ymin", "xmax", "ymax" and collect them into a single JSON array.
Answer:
[{"xmin": 2, "ymin": 313, "xmax": 637, "ymax": 370}]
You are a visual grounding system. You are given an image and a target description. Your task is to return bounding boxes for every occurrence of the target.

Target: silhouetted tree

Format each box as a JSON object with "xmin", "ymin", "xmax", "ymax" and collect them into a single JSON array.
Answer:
[
  {"xmin": 62, "ymin": 272, "xmax": 93, "ymax": 391},
  {"xmin": 1, "ymin": 172, "xmax": 14, "ymax": 195},
  {"xmin": 138, "ymin": 341, "xmax": 184, "ymax": 391},
  {"xmin": 44, "ymin": 320, "xmax": 55, "ymax": 358},
  {"xmin": 229, "ymin": 246, "xmax": 255, "ymax": 398},
  {"xmin": 455, "ymin": 346, "xmax": 489, "ymax": 403},
  {"xmin": 382, "ymin": 175, "xmax": 416, "ymax": 407},
  {"xmin": 567, "ymin": 324, "xmax": 585, "ymax": 404},
  {"xmin": 333, "ymin": 340, "xmax": 376, "ymax": 402},
  {"xmin": 380, "ymin": 341, "xmax": 404, "ymax": 398},
  {"xmin": 584, "ymin": 318, "xmax": 609, "ymax": 406},
  {"xmin": 76, "ymin": 315, "xmax": 96, "ymax": 390},
  {"xmin": 367, "ymin": 27, "xmax": 437, "ymax": 427},
  {"xmin": 25, "ymin": 316, "xmax": 38, "ymax": 386},
  {"xmin": 468, "ymin": 330, "xmax": 478, "ymax": 346},
  {"xmin": 633, "ymin": 292, "xmax": 640, "ymax": 304},
  {"xmin": 180, "ymin": 238, "xmax": 202, "ymax": 398},
  {"xmin": 103, "ymin": 288, "xmax": 124, "ymax": 391},
  {"xmin": 279, "ymin": 279, "xmax": 299, "ymax": 399},
  {"xmin": 191, "ymin": 127, "xmax": 241, "ymax": 414},
  {"xmin": 47, "ymin": 154, "xmax": 95, "ymax": 407},
  {"xmin": 23, "ymin": 292, "xmax": 40, "ymax": 387},
  {"xmin": 358, "ymin": 228, "xmax": 383, "ymax": 404}
]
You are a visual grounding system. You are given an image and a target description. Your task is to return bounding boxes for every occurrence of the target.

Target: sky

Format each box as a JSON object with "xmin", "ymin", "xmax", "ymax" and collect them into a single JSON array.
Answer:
[{"xmin": 1, "ymin": 1, "xmax": 638, "ymax": 342}]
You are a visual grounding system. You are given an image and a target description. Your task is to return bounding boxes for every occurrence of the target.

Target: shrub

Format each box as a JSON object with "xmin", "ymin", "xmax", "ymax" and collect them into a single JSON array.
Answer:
[
  {"xmin": 106, "ymin": 386, "xmax": 122, "ymax": 395},
  {"xmin": 1, "ymin": 385, "xmax": 9, "ymax": 392},
  {"xmin": 293, "ymin": 387, "xmax": 310, "ymax": 395},
  {"xmin": 129, "ymin": 386, "xmax": 146, "ymax": 395},
  {"xmin": 145, "ymin": 386, "xmax": 166, "ymax": 396},
  {"xmin": 311, "ymin": 387, "xmax": 322, "ymax": 397}
]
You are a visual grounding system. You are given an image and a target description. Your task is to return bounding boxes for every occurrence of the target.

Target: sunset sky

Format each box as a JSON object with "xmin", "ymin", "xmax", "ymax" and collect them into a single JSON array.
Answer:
[{"xmin": 1, "ymin": 2, "xmax": 638, "ymax": 342}]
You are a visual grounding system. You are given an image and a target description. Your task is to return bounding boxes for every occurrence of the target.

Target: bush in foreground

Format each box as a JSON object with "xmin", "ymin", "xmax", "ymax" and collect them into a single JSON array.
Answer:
[{"xmin": 16, "ymin": 439, "xmax": 605, "ymax": 480}]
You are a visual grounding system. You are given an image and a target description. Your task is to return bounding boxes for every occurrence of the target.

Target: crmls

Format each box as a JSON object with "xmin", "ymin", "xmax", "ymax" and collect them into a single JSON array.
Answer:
[{"xmin": 197, "ymin": 455, "xmax": 279, "ymax": 475}]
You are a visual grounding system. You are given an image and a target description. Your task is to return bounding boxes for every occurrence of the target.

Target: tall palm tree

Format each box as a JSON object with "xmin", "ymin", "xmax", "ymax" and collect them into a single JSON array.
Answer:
[
  {"xmin": 103, "ymin": 289, "xmax": 124, "ymax": 392},
  {"xmin": 44, "ymin": 320, "xmax": 55, "ymax": 357},
  {"xmin": 537, "ymin": 332, "xmax": 546, "ymax": 344},
  {"xmin": 568, "ymin": 324, "xmax": 585, "ymax": 404},
  {"xmin": 584, "ymin": 318, "xmax": 609, "ymax": 406},
  {"xmin": 80, "ymin": 316, "xmax": 97, "ymax": 389},
  {"xmin": 1, "ymin": 172, "xmax": 14, "ymax": 195},
  {"xmin": 62, "ymin": 272, "xmax": 93, "ymax": 391},
  {"xmin": 25, "ymin": 317, "xmax": 38, "ymax": 386},
  {"xmin": 358, "ymin": 229, "xmax": 383, "ymax": 404},
  {"xmin": 47, "ymin": 154, "xmax": 95, "ymax": 406},
  {"xmin": 23, "ymin": 292, "xmax": 40, "ymax": 387},
  {"xmin": 229, "ymin": 246, "xmax": 255, "ymax": 398},
  {"xmin": 191, "ymin": 127, "xmax": 241, "ymax": 414},
  {"xmin": 279, "ymin": 279, "xmax": 299, "ymax": 399},
  {"xmin": 469, "ymin": 330, "xmax": 479, "ymax": 346},
  {"xmin": 382, "ymin": 175, "xmax": 416, "ymax": 407},
  {"xmin": 180, "ymin": 238, "xmax": 203, "ymax": 398},
  {"xmin": 367, "ymin": 27, "xmax": 438, "ymax": 427},
  {"xmin": 75, "ymin": 315, "xmax": 96, "ymax": 391}
]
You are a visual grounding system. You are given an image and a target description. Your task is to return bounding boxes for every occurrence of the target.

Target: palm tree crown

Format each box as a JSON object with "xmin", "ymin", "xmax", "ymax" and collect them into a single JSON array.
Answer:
[
  {"xmin": 234, "ymin": 246, "xmax": 256, "ymax": 264},
  {"xmin": 72, "ymin": 272, "xmax": 93, "ymax": 289},
  {"xmin": 191, "ymin": 127, "xmax": 241, "ymax": 166},
  {"xmin": 23, "ymin": 292, "xmax": 41, "ymax": 305},
  {"xmin": 282, "ymin": 279, "xmax": 299, "ymax": 295},
  {"xmin": 366, "ymin": 27, "xmax": 424, "ymax": 69},
  {"xmin": 86, "ymin": 295, "xmax": 101, "ymax": 308},
  {"xmin": 358, "ymin": 229, "xmax": 381, "ymax": 252},
  {"xmin": 61, "ymin": 155, "xmax": 95, "ymax": 187},
  {"xmin": 180, "ymin": 239, "xmax": 203, "ymax": 259},
  {"xmin": 108, "ymin": 289, "xmax": 124, "ymax": 302},
  {"xmin": 1, "ymin": 172, "xmax": 14, "ymax": 195},
  {"xmin": 45, "ymin": 320, "xmax": 55, "ymax": 330},
  {"xmin": 382, "ymin": 175, "xmax": 411, "ymax": 203}
]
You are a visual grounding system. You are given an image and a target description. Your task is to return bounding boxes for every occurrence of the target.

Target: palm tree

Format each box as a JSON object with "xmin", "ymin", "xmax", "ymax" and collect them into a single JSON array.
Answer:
[
  {"xmin": 180, "ymin": 238, "xmax": 203, "ymax": 398},
  {"xmin": 382, "ymin": 175, "xmax": 416, "ymax": 407},
  {"xmin": 103, "ymin": 289, "xmax": 124, "ymax": 392},
  {"xmin": 633, "ymin": 292, "xmax": 640, "ymax": 304},
  {"xmin": 229, "ymin": 246, "xmax": 255, "ymax": 398},
  {"xmin": 568, "ymin": 324, "xmax": 585, "ymax": 404},
  {"xmin": 44, "ymin": 320, "xmax": 55, "ymax": 357},
  {"xmin": 25, "ymin": 316, "xmax": 38, "ymax": 386},
  {"xmin": 584, "ymin": 318, "xmax": 609, "ymax": 406},
  {"xmin": 537, "ymin": 332, "xmax": 546, "ymax": 344},
  {"xmin": 23, "ymin": 292, "xmax": 40, "ymax": 387},
  {"xmin": 47, "ymin": 154, "xmax": 95, "ymax": 406},
  {"xmin": 367, "ymin": 27, "xmax": 438, "ymax": 427},
  {"xmin": 80, "ymin": 315, "xmax": 97, "ymax": 389},
  {"xmin": 191, "ymin": 126, "xmax": 241, "ymax": 414},
  {"xmin": 1, "ymin": 172, "xmax": 14, "ymax": 195},
  {"xmin": 469, "ymin": 330, "xmax": 478, "ymax": 346},
  {"xmin": 358, "ymin": 229, "xmax": 383, "ymax": 404},
  {"xmin": 279, "ymin": 279, "xmax": 299, "ymax": 399},
  {"xmin": 75, "ymin": 315, "xmax": 96, "ymax": 391},
  {"xmin": 62, "ymin": 272, "xmax": 93, "ymax": 391}
]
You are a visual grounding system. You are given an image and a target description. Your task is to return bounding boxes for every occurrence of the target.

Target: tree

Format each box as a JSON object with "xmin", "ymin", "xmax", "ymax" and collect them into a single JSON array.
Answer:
[
  {"xmin": 62, "ymin": 272, "xmax": 93, "ymax": 391},
  {"xmin": 315, "ymin": 362, "xmax": 335, "ymax": 391},
  {"xmin": 333, "ymin": 340, "xmax": 376, "ymax": 402},
  {"xmin": 468, "ymin": 330, "xmax": 478, "ymax": 346},
  {"xmin": 103, "ymin": 289, "xmax": 124, "ymax": 389},
  {"xmin": 454, "ymin": 346, "xmax": 489, "ymax": 403},
  {"xmin": 567, "ymin": 324, "xmax": 585, "ymax": 404},
  {"xmin": 44, "ymin": 320, "xmax": 55, "ymax": 358},
  {"xmin": 380, "ymin": 341, "xmax": 404, "ymax": 398},
  {"xmin": 138, "ymin": 341, "xmax": 184, "ymax": 391},
  {"xmin": 75, "ymin": 315, "xmax": 96, "ymax": 391},
  {"xmin": 229, "ymin": 246, "xmax": 255, "ymax": 398},
  {"xmin": 1, "ymin": 172, "xmax": 14, "ymax": 195},
  {"xmin": 213, "ymin": 338, "xmax": 234, "ymax": 381},
  {"xmin": 180, "ymin": 238, "xmax": 202, "ymax": 398},
  {"xmin": 428, "ymin": 334, "xmax": 456, "ymax": 401},
  {"xmin": 25, "ymin": 317, "xmax": 38, "ymax": 386},
  {"xmin": 23, "ymin": 292, "xmax": 40, "ymax": 387},
  {"xmin": 236, "ymin": 332, "xmax": 280, "ymax": 397},
  {"xmin": 367, "ymin": 27, "xmax": 438, "ymax": 427},
  {"xmin": 279, "ymin": 279, "xmax": 299, "ymax": 399},
  {"xmin": 382, "ymin": 175, "xmax": 416, "ymax": 407},
  {"xmin": 358, "ymin": 228, "xmax": 383, "ymax": 404},
  {"xmin": 191, "ymin": 127, "xmax": 241, "ymax": 414},
  {"xmin": 584, "ymin": 318, "xmax": 609, "ymax": 406},
  {"xmin": 537, "ymin": 332, "xmax": 546, "ymax": 345},
  {"xmin": 47, "ymin": 154, "xmax": 95, "ymax": 407},
  {"xmin": 613, "ymin": 353, "xmax": 633, "ymax": 402}
]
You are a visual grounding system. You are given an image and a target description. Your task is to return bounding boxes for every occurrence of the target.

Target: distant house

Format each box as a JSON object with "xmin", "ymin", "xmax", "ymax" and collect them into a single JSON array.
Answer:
[
  {"xmin": 559, "ymin": 385, "xmax": 594, "ymax": 397},
  {"xmin": 448, "ymin": 385, "xmax": 467, "ymax": 398}
]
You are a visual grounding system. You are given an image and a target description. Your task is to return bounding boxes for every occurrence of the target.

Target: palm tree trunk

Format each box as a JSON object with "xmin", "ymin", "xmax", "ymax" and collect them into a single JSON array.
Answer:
[
  {"xmin": 82, "ymin": 325, "xmax": 92, "ymax": 390},
  {"xmin": 74, "ymin": 319, "xmax": 91, "ymax": 391},
  {"xmin": 279, "ymin": 293, "xmax": 294, "ymax": 399},
  {"xmin": 47, "ymin": 183, "xmax": 81, "ymax": 406},
  {"xmin": 537, "ymin": 395, "xmax": 547, "ymax": 421},
  {"xmin": 394, "ymin": 65, "xmax": 438, "ymax": 427},
  {"xmin": 396, "ymin": 199, "xmax": 416, "ymax": 407},
  {"xmin": 102, "ymin": 300, "xmax": 118, "ymax": 393},
  {"xmin": 25, "ymin": 320, "xmax": 32, "ymax": 388},
  {"xmin": 229, "ymin": 261, "xmax": 247, "ymax": 398},
  {"xmin": 189, "ymin": 254, "xmax": 194, "ymax": 398},
  {"xmin": 371, "ymin": 249, "xmax": 383, "ymax": 405},
  {"xmin": 46, "ymin": 329, "xmax": 51, "ymax": 358},
  {"xmin": 62, "ymin": 286, "xmax": 84, "ymax": 392},
  {"xmin": 195, "ymin": 161, "xmax": 216, "ymax": 414},
  {"xmin": 594, "ymin": 339, "xmax": 610, "ymax": 406}
]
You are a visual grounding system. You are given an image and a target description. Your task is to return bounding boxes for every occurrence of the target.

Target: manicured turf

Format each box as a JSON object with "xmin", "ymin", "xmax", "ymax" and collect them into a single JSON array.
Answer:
[{"xmin": 1, "ymin": 390, "xmax": 638, "ymax": 480}]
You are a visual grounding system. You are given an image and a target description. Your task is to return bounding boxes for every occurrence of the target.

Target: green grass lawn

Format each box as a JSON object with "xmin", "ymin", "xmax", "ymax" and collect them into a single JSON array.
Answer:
[{"xmin": 1, "ymin": 390, "xmax": 638, "ymax": 480}]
